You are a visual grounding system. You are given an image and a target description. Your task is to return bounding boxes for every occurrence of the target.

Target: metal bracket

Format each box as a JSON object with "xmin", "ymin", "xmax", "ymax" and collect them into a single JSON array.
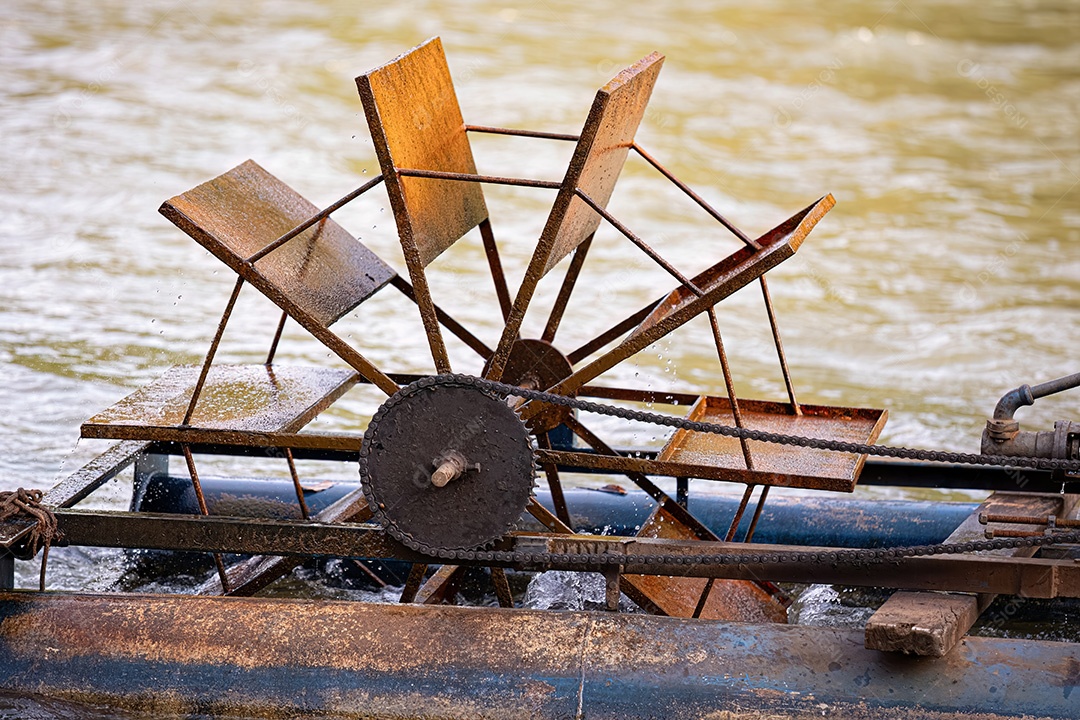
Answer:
[{"xmin": 0, "ymin": 552, "xmax": 13, "ymax": 590}]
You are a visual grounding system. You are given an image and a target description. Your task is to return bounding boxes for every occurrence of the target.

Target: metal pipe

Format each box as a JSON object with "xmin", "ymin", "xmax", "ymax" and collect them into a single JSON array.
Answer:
[
  {"xmin": 993, "ymin": 384, "xmax": 1035, "ymax": 421},
  {"xmin": 4, "ymin": 592, "xmax": 1077, "ymax": 720},
  {"xmin": 1031, "ymin": 371, "xmax": 1080, "ymax": 400},
  {"xmin": 993, "ymin": 371, "xmax": 1080, "ymax": 420}
]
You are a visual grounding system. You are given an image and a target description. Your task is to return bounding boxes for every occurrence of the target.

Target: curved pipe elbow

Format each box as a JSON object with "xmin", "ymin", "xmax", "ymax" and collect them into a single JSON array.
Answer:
[{"xmin": 993, "ymin": 384, "xmax": 1034, "ymax": 421}]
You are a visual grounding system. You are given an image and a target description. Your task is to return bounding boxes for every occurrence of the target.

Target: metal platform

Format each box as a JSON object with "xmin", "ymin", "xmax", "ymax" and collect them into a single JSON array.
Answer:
[
  {"xmin": 81, "ymin": 364, "xmax": 357, "ymax": 442},
  {"xmin": 657, "ymin": 395, "xmax": 888, "ymax": 491}
]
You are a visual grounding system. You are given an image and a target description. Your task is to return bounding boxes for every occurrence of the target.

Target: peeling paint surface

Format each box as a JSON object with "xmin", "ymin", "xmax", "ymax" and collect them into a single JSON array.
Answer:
[{"xmin": 1, "ymin": 592, "xmax": 1077, "ymax": 719}]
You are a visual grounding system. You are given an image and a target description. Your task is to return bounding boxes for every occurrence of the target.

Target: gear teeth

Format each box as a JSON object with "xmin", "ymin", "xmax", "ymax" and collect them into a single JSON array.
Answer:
[{"xmin": 360, "ymin": 374, "xmax": 534, "ymax": 554}]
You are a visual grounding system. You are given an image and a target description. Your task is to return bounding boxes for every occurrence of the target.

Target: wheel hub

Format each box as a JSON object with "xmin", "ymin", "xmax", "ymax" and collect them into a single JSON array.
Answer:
[
  {"xmin": 359, "ymin": 377, "xmax": 536, "ymax": 551},
  {"xmin": 488, "ymin": 338, "xmax": 574, "ymax": 433}
]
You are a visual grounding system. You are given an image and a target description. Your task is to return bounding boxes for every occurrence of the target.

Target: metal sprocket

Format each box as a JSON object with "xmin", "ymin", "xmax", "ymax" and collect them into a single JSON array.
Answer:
[{"xmin": 359, "ymin": 377, "xmax": 536, "ymax": 551}]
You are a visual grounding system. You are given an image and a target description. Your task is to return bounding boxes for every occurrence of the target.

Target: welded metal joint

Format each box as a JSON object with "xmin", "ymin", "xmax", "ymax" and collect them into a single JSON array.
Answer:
[
  {"xmin": 982, "ymin": 420, "xmax": 1080, "ymax": 461},
  {"xmin": 604, "ymin": 565, "xmax": 623, "ymax": 612},
  {"xmin": 983, "ymin": 373, "xmax": 1080, "ymax": 460}
]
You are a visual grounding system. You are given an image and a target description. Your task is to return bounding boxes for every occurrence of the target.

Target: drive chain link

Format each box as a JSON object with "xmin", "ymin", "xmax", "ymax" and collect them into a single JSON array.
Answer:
[{"xmin": 384, "ymin": 374, "xmax": 1080, "ymax": 567}]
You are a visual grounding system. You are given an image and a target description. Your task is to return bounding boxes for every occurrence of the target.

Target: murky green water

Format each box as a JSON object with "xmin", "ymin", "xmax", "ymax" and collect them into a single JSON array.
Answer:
[{"xmin": 0, "ymin": 0, "xmax": 1078, "ymax": 715}]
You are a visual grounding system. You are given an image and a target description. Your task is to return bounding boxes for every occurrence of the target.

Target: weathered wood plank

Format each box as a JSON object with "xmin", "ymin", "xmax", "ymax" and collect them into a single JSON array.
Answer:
[{"xmin": 865, "ymin": 491, "xmax": 1078, "ymax": 656}]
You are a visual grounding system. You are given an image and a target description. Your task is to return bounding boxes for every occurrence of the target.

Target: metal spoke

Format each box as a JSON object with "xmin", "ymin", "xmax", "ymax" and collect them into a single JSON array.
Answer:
[
  {"xmin": 479, "ymin": 219, "xmax": 513, "ymax": 323},
  {"xmin": 246, "ymin": 175, "xmax": 386, "ymax": 264},
  {"xmin": 182, "ymin": 445, "xmax": 230, "ymax": 594},
  {"xmin": 399, "ymin": 563, "xmax": 428, "ymax": 604},
  {"xmin": 182, "ymin": 277, "xmax": 245, "ymax": 426},
  {"xmin": 542, "ymin": 233, "xmax": 593, "ymax": 343},
  {"xmin": 265, "ymin": 311, "xmax": 288, "ymax": 366}
]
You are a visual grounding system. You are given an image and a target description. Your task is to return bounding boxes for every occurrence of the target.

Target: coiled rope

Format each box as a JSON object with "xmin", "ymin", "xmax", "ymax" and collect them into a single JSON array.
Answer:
[{"xmin": 0, "ymin": 488, "xmax": 60, "ymax": 590}]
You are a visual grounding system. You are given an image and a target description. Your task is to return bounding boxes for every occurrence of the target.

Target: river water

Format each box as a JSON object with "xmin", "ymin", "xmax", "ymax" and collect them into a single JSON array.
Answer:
[{"xmin": 0, "ymin": 0, "xmax": 1078, "ymax": 716}]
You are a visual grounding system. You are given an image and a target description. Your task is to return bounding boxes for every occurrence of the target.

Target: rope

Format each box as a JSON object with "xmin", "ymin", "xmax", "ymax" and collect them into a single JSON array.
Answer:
[{"xmin": 0, "ymin": 488, "xmax": 60, "ymax": 591}]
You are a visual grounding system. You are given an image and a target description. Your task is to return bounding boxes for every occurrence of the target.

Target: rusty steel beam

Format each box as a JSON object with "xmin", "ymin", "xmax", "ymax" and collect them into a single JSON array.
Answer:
[
  {"xmin": 44, "ymin": 510, "xmax": 1080, "ymax": 598},
  {"xmin": 536, "ymin": 448, "xmax": 859, "ymax": 492},
  {"xmin": 0, "ymin": 591, "xmax": 1077, "ymax": 719},
  {"xmin": 83, "ymin": 427, "xmax": 363, "ymax": 452},
  {"xmin": 53, "ymin": 510, "xmax": 419, "ymax": 561},
  {"xmin": 0, "ymin": 440, "xmax": 152, "ymax": 549}
]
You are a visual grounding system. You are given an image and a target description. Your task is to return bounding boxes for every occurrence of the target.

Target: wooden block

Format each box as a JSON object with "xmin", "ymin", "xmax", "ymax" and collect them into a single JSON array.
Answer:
[
  {"xmin": 864, "ymin": 591, "xmax": 989, "ymax": 657},
  {"xmin": 865, "ymin": 491, "xmax": 1078, "ymax": 655}
]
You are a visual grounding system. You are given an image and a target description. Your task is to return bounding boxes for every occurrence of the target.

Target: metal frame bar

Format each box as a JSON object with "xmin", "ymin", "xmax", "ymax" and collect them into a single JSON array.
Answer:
[
  {"xmin": 542, "ymin": 233, "xmax": 593, "ymax": 344},
  {"xmin": 389, "ymin": 275, "xmax": 493, "ymax": 360},
  {"xmin": 44, "ymin": 510, "xmax": 1080, "ymax": 598},
  {"xmin": 182, "ymin": 277, "xmax": 245, "ymax": 426},
  {"xmin": 465, "ymin": 124, "xmax": 579, "ymax": 142},
  {"xmin": 535, "ymin": 432, "xmax": 572, "ymax": 528},
  {"xmin": 395, "ymin": 167, "xmax": 561, "ymax": 190},
  {"xmin": 283, "ymin": 448, "xmax": 309, "ymax": 520},
  {"xmin": 265, "ymin": 311, "xmax": 288, "ymax": 366},
  {"xmin": 182, "ymin": 446, "xmax": 230, "ymax": 593}
]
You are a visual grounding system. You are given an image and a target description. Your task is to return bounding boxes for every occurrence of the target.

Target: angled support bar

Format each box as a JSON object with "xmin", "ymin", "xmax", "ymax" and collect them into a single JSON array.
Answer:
[
  {"xmin": 631, "ymin": 142, "xmax": 802, "ymax": 413},
  {"xmin": 247, "ymin": 175, "xmax": 386, "ymax": 264}
]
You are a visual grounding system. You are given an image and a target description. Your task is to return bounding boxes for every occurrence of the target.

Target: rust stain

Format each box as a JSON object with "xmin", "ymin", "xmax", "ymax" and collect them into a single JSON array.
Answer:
[{"xmin": 2, "ymin": 594, "xmax": 588, "ymax": 675}]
